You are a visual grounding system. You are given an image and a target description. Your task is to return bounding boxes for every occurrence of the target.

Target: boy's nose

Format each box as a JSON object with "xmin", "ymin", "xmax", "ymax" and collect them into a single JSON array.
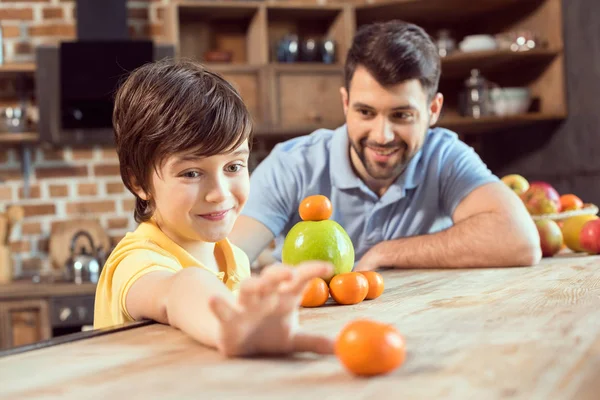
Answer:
[{"xmin": 205, "ymin": 179, "xmax": 229, "ymax": 203}]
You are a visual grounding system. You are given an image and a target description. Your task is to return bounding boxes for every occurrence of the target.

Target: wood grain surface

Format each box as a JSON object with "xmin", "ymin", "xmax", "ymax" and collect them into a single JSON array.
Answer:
[
  {"xmin": 0, "ymin": 283, "xmax": 97, "ymax": 301},
  {"xmin": 2, "ymin": 254, "xmax": 600, "ymax": 400}
]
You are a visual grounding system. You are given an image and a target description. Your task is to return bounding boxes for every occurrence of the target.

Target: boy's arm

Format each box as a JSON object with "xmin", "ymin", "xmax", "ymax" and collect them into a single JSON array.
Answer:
[
  {"xmin": 125, "ymin": 262, "xmax": 335, "ymax": 357},
  {"xmin": 126, "ymin": 267, "xmax": 233, "ymax": 348}
]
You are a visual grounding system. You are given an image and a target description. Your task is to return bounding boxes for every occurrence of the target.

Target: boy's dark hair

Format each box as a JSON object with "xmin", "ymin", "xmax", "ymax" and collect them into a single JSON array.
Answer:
[
  {"xmin": 113, "ymin": 59, "xmax": 253, "ymax": 223},
  {"xmin": 344, "ymin": 20, "xmax": 441, "ymax": 100}
]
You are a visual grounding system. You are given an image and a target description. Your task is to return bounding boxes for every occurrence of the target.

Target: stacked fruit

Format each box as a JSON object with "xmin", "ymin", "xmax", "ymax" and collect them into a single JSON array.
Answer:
[
  {"xmin": 282, "ymin": 195, "xmax": 385, "ymax": 306},
  {"xmin": 282, "ymin": 195, "xmax": 406, "ymax": 377},
  {"xmin": 501, "ymin": 174, "xmax": 600, "ymax": 257}
]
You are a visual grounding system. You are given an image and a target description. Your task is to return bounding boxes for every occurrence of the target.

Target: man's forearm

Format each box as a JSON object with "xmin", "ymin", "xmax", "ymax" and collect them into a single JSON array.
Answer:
[
  {"xmin": 372, "ymin": 212, "xmax": 541, "ymax": 269},
  {"xmin": 165, "ymin": 268, "xmax": 234, "ymax": 348}
]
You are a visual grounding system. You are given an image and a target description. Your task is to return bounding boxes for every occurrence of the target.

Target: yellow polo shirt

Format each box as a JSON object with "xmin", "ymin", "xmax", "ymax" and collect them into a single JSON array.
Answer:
[{"xmin": 93, "ymin": 220, "xmax": 250, "ymax": 329}]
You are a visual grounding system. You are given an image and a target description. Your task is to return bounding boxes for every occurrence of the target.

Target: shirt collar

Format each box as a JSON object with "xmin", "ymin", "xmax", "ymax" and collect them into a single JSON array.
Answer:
[{"xmin": 329, "ymin": 124, "xmax": 428, "ymax": 195}]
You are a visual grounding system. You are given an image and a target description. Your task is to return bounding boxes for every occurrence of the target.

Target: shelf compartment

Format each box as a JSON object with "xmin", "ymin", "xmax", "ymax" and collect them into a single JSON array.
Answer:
[
  {"xmin": 267, "ymin": 3, "xmax": 351, "ymax": 65},
  {"xmin": 441, "ymin": 48, "xmax": 560, "ymax": 79},
  {"xmin": 172, "ymin": 1, "xmax": 268, "ymax": 65}
]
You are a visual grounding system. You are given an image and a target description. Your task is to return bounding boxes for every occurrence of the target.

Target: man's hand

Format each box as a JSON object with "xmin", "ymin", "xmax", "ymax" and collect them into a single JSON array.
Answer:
[
  {"xmin": 354, "ymin": 248, "xmax": 381, "ymax": 272},
  {"xmin": 208, "ymin": 261, "xmax": 334, "ymax": 357}
]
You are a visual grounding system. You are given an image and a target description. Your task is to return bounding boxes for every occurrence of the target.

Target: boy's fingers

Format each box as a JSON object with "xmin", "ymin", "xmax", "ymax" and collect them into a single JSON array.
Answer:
[
  {"xmin": 259, "ymin": 265, "xmax": 294, "ymax": 295},
  {"xmin": 292, "ymin": 331, "xmax": 335, "ymax": 355},
  {"xmin": 208, "ymin": 296, "xmax": 237, "ymax": 323},
  {"xmin": 280, "ymin": 261, "xmax": 334, "ymax": 294},
  {"xmin": 238, "ymin": 277, "xmax": 262, "ymax": 307}
]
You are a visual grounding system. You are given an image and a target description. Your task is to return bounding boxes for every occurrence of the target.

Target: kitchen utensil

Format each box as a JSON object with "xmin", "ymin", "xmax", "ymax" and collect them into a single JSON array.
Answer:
[
  {"xmin": 300, "ymin": 38, "xmax": 319, "ymax": 62},
  {"xmin": 276, "ymin": 34, "xmax": 299, "ymax": 63},
  {"xmin": 459, "ymin": 69, "xmax": 497, "ymax": 118},
  {"xmin": 436, "ymin": 29, "xmax": 456, "ymax": 57},
  {"xmin": 0, "ymin": 214, "xmax": 7, "ymax": 245},
  {"xmin": 64, "ymin": 230, "xmax": 103, "ymax": 284},
  {"xmin": 50, "ymin": 218, "xmax": 111, "ymax": 271},
  {"xmin": 320, "ymin": 39, "xmax": 336, "ymax": 64},
  {"xmin": 5, "ymin": 205, "xmax": 24, "ymax": 245}
]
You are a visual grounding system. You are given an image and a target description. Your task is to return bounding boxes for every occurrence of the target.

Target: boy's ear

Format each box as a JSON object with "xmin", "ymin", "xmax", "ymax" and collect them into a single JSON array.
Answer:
[{"xmin": 129, "ymin": 176, "xmax": 149, "ymax": 201}]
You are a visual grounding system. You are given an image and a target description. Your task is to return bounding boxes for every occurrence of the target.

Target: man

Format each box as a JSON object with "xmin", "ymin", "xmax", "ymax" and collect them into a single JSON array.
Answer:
[{"xmin": 230, "ymin": 20, "xmax": 541, "ymax": 271}]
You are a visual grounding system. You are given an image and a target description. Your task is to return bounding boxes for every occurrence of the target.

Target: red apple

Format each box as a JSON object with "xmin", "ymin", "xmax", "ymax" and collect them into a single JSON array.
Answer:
[
  {"xmin": 520, "ymin": 181, "xmax": 562, "ymax": 215},
  {"xmin": 535, "ymin": 219, "xmax": 563, "ymax": 257},
  {"xmin": 580, "ymin": 219, "xmax": 600, "ymax": 254},
  {"xmin": 501, "ymin": 174, "xmax": 530, "ymax": 196}
]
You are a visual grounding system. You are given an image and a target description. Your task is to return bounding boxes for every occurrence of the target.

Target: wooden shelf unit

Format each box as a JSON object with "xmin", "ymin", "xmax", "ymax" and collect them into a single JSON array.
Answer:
[
  {"xmin": 0, "ymin": 132, "xmax": 39, "ymax": 144},
  {"xmin": 0, "ymin": 63, "xmax": 36, "ymax": 74},
  {"xmin": 147, "ymin": 0, "xmax": 568, "ymax": 137}
]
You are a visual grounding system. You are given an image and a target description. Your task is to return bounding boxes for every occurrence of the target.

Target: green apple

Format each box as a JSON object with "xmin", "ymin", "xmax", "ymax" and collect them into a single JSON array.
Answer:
[{"xmin": 282, "ymin": 220, "xmax": 354, "ymax": 282}]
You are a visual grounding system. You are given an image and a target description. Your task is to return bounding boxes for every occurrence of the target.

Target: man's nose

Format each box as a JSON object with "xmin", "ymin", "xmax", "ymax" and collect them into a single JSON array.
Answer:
[{"xmin": 371, "ymin": 117, "xmax": 395, "ymax": 144}]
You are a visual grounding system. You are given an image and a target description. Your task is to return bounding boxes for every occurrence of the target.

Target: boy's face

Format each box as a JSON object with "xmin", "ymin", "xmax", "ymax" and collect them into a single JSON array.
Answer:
[{"xmin": 143, "ymin": 140, "xmax": 250, "ymax": 245}]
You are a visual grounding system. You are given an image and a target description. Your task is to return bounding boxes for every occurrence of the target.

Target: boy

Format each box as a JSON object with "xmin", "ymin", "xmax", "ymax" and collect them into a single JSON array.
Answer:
[{"xmin": 93, "ymin": 59, "xmax": 334, "ymax": 357}]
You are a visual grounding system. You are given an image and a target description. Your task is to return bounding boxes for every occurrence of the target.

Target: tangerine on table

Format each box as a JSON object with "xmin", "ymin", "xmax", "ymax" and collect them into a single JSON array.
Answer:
[
  {"xmin": 329, "ymin": 272, "xmax": 369, "ymax": 305},
  {"xmin": 301, "ymin": 277, "xmax": 329, "ymax": 307},
  {"xmin": 359, "ymin": 271, "xmax": 384, "ymax": 300},
  {"xmin": 560, "ymin": 194, "xmax": 584, "ymax": 211},
  {"xmin": 299, "ymin": 195, "xmax": 333, "ymax": 221},
  {"xmin": 335, "ymin": 319, "xmax": 406, "ymax": 377}
]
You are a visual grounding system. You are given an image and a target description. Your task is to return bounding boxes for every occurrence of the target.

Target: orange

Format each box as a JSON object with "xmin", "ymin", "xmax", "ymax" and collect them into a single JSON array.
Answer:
[
  {"xmin": 335, "ymin": 319, "xmax": 406, "ymax": 377},
  {"xmin": 359, "ymin": 271, "xmax": 384, "ymax": 300},
  {"xmin": 299, "ymin": 195, "xmax": 332, "ymax": 221},
  {"xmin": 301, "ymin": 277, "xmax": 329, "ymax": 307},
  {"xmin": 560, "ymin": 194, "xmax": 583, "ymax": 211},
  {"xmin": 329, "ymin": 272, "xmax": 369, "ymax": 305}
]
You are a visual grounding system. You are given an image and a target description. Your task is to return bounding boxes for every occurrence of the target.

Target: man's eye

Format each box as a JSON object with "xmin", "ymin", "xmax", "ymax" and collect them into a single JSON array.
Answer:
[
  {"xmin": 359, "ymin": 109, "xmax": 373, "ymax": 117},
  {"xmin": 392, "ymin": 112, "xmax": 412, "ymax": 120}
]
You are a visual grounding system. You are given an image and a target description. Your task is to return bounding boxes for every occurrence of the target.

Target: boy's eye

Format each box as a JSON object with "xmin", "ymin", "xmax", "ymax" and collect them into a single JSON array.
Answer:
[
  {"xmin": 358, "ymin": 109, "xmax": 374, "ymax": 117},
  {"xmin": 226, "ymin": 163, "xmax": 245, "ymax": 173},
  {"xmin": 182, "ymin": 170, "xmax": 201, "ymax": 178}
]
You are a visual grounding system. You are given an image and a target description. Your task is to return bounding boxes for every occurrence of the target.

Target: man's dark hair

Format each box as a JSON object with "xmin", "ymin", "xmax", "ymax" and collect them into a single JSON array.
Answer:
[{"xmin": 344, "ymin": 20, "xmax": 441, "ymax": 99}]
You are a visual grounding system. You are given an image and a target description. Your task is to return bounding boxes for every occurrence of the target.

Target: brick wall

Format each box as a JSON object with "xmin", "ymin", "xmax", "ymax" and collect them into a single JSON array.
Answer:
[
  {"xmin": 0, "ymin": 0, "xmax": 166, "ymax": 62},
  {"xmin": 0, "ymin": 146, "xmax": 137, "ymax": 277},
  {"xmin": 0, "ymin": 0, "xmax": 169, "ymax": 278}
]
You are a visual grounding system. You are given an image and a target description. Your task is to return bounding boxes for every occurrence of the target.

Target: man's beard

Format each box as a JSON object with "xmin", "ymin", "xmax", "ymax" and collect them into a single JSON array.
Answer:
[{"xmin": 349, "ymin": 138, "xmax": 411, "ymax": 181}]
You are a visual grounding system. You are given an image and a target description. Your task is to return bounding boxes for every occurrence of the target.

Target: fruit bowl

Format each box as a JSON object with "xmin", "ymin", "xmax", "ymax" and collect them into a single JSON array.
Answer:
[{"xmin": 530, "ymin": 203, "xmax": 599, "ymax": 222}]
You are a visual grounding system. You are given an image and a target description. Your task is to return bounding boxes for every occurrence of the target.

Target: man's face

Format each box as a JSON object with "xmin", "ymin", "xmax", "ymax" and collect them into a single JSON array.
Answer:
[{"xmin": 341, "ymin": 66, "xmax": 443, "ymax": 185}]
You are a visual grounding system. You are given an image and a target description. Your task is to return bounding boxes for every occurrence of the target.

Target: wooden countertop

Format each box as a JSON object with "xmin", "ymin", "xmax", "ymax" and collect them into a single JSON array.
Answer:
[
  {"xmin": 2, "ymin": 254, "xmax": 600, "ymax": 399},
  {"xmin": 0, "ymin": 282, "xmax": 97, "ymax": 300}
]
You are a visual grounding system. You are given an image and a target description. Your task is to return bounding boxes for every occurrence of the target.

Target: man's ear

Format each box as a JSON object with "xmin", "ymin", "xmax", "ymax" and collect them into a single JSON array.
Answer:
[
  {"xmin": 428, "ymin": 92, "xmax": 444, "ymax": 126},
  {"xmin": 340, "ymin": 86, "xmax": 349, "ymax": 116}
]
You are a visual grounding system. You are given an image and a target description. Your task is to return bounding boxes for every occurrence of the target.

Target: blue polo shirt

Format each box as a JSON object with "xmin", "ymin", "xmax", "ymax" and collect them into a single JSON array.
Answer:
[{"xmin": 242, "ymin": 124, "xmax": 499, "ymax": 263}]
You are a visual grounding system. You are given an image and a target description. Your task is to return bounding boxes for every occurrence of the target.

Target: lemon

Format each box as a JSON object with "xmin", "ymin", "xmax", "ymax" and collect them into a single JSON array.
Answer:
[{"xmin": 561, "ymin": 215, "xmax": 599, "ymax": 252}]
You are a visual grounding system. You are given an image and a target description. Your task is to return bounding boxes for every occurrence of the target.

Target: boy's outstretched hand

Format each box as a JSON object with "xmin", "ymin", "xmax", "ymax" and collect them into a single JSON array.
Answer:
[{"xmin": 208, "ymin": 261, "xmax": 334, "ymax": 358}]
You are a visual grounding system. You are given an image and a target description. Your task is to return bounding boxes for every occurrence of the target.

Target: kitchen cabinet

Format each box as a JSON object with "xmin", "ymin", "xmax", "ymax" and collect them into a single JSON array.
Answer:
[
  {"xmin": 0, "ymin": 282, "xmax": 96, "ymax": 350},
  {"xmin": 0, "ymin": 299, "xmax": 51, "ymax": 349}
]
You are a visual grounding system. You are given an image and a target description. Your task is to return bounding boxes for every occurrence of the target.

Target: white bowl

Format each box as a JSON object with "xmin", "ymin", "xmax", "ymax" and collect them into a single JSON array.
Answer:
[
  {"xmin": 490, "ymin": 87, "xmax": 531, "ymax": 116},
  {"xmin": 459, "ymin": 34, "xmax": 498, "ymax": 52}
]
